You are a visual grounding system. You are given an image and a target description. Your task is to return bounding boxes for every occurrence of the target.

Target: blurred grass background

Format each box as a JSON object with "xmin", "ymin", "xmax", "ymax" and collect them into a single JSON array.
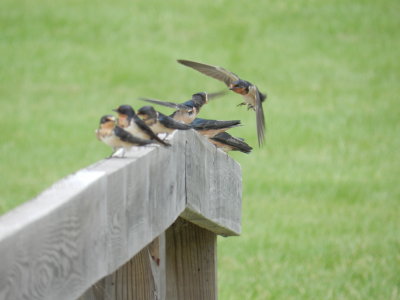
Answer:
[{"xmin": 1, "ymin": 0, "xmax": 399, "ymax": 299}]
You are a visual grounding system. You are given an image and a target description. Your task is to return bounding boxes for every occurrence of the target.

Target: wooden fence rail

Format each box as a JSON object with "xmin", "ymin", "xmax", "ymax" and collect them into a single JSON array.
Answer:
[{"xmin": 0, "ymin": 130, "xmax": 242, "ymax": 300}]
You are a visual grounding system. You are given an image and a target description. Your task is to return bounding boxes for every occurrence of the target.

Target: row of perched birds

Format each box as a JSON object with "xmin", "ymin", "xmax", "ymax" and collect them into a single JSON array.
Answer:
[{"xmin": 96, "ymin": 59, "xmax": 267, "ymax": 157}]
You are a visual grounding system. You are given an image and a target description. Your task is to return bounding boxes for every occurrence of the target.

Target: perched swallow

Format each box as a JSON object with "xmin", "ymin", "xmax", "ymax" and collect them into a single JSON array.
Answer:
[
  {"xmin": 177, "ymin": 59, "xmax": 266, "ymax": 146},
  {"xmin": 137, "ymin": 106, "xmax": 192, "ymax": 134},
  {"xmin": 113, "ymin": 105, "xmax": 170, "ymax": 147},
  {"xmin": 139, "ymin": 91, "xmax": 223, "ymax": 124},
  {"xmin": 190, "ymin": 118, "xmax": 241, "ymax": 138},
  {"xmin": 209, "ymin": 132, "xmax": 253, "ymax": 154},
  {"xmin": 95, "ymin": 115, "xmax": 155, "ymax": 156}
]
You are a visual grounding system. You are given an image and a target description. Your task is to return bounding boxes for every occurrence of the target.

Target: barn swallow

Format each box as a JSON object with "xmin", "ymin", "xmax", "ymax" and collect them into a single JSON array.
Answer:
[
  {"xmin": 95, "ymin": 115, "xmax": 155, "ymax": 156},
  {"xmin": 177, "ymin": 59, "xmax": 266, "ymax": 146},
  {"xmin": 190, "ymin": 118, "xmax": 241, "ymax": 138},
  {"xmin": 139, "ymin": 91, "xmax": 224, "ymax": 124},
  {"xmin": 113, "ymin": 105, "xmax": 170, "ymax": 147},
  {"xmin": 137, "ymin": 106, "xmax": 192, "ymax": 134},
  {"xmin": 209, "ymin": 132, "xmax": 253, "ymax": 154}
]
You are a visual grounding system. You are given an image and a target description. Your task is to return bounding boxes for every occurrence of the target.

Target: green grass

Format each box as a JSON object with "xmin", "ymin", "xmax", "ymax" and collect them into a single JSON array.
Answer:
[{"xmin": 1, "ymin": 0, "xmax": 399, "ymax": 299}]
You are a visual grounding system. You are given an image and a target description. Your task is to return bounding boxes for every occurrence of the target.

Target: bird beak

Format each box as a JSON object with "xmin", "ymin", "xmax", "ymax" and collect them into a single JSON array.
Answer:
[
  {"xmin": 229, "ymin": 84, "xmax": 234, "ymax": 90},
  {"xmin": 112, "ymin": 108, "xmax": 118, "ymax": 112}
]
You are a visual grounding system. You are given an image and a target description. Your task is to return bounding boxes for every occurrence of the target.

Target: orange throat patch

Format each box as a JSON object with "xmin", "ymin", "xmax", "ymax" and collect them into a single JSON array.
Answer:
[
  {"xmin": 232, "ymin": 87, "xmax": 248, "ymax": 95},
  {"xmin": 118, "ymin": 115, "xmax": 129, "ymax": 128}
]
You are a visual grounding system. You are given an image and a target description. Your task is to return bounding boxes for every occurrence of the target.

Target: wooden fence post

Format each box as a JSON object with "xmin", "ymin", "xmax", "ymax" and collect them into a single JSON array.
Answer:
[
  {"xmin": 79, "ymin": 235, "xmax": 165, "ymax": 300},
  {"xmin": 166, "ymin": 218, "xmax": 217, "ymax": 300}
]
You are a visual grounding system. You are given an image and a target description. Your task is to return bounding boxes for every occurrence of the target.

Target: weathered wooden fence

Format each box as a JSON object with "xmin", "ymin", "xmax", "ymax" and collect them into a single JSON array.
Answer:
[{"xmin": 0, "ymin": 130, "xmax": 241, "ymax": 300}]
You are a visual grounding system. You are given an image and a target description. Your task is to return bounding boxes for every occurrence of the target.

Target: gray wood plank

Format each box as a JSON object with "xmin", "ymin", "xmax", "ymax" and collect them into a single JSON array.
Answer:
[
  {"xmin": 166, "ymin": 218, "xmax": 217, "ymax": 300},
  {"xmin": 183, "ymin": 131, "xmax": 242, "ymax": 236},
  {"xmin": 0, "ymin": 130, "xmax": 240, "ymax": 300},
  {"xmin": 79, "ymin": 235, "xmax": 165, "ymax": 300}
]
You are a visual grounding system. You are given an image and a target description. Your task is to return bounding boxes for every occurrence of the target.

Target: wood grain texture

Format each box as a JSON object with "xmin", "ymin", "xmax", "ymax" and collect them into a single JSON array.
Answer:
[
  {"xmin": 0, "ymin": 130, "xmax": 241, "ymax": 300},
  {"xmin": 79, "ymin": 235, "xmax": 165, "ymax": 300},
  {"xmin": 166, "ymin": 218, "xmax": 217, "ymax": 300},
  {"xmin": 184, "ymin": 130, "xmax": 242, "ymax": 236},
  {"xmin": 106, "ymin": 243, "xmax": 156, "ymax": 300}
]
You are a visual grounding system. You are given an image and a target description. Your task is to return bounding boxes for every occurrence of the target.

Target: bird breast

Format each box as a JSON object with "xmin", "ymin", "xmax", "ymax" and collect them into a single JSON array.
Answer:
[
  {"xmin": 244, "ymin": 86, "xmax": 257, "ymax": 103},
  {"xmin": 150, "ymin": 122, "xmax": 175, "ymax": 134},
  {"xmin": 100, "ymin": 134, "xmax": 120, "ymax": 148},
  {"xmin": 125, "ymin": 122, "xmax": 149, "ymax": 139},
  {"xmin": 101, "ymin": 134, "xmax": 134, "ymax": 149},
  {"xmin": 172, "ymin": 110, "xmax": 196, "ymax": 124}
]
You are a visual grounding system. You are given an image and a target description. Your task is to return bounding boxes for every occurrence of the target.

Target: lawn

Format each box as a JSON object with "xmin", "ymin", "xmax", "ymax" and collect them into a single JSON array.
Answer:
[{"xmin": 1, "ymin": 0, "xmax": 399, "ymax": 299}]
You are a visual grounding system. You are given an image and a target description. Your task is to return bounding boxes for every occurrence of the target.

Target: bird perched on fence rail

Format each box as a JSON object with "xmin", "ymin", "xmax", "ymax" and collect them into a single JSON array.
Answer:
[
  {"xmin": 177, "ymin": 59, "xmax": 266, "ymax": 146},
  {"xmin": 190, "ymin": 118, "xmax": 241, "ymax": 138},
  {"xmin": 138, "ymin": 91, "xmax": 224, "ymax": 124},
  {"xmin": 137, "ymin": 106, "xmax": 193, "ymax": 135},
  {"xmin": 95, "ymin": 115, "xmax": 156, "ymax": 157},
  {"xmin": 113, "ymin": 105, "xmax": 170, "ymax": 147},
  {"xmin": 209, "ymin": 132, "xmax": 253, "ymax": 154}
]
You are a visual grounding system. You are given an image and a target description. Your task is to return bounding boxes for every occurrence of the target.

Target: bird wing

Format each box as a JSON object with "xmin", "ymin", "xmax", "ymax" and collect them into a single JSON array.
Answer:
[
  {"xmin": 139, "ymin": 97, "xmax": 193, "ymax": 111},
  {"xmin": 207, "ymin": 90, "xmax": 228, "ymax": 100},
  {"xmin": 211, "ymin": 132, "xmax": 253, "ymax": 154},
  {"xmin": 138, "ymin": 98, "xmax": 181, "ymax": 110},
  {"xmin": 114, "ymin": 126, "xmax": 153, "ymax": 145},
  {"xmin": 253, "ymin": 87, "xmax": 266, "ymax": 146},
  {"xmin": 177, "ymin": 59, "xmax": 240, "ymax": 87},
  {"xmin": 191, "ymin": 118, "xmax": 241, "ymax": 130},
  {"xmin": 134, "ymin": 117, "xmax": 171, "ymax": 146},
  {"xmin": 159, "ymin": 114, "xmax": 193, "ymax": 130}
]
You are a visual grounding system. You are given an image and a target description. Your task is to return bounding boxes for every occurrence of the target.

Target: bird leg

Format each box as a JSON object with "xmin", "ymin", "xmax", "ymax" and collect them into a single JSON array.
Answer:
[
  {"xmin": 107, "ymin": 148, "xmax": 126, "ymax": 159},
  {"xmin": 106, "ymin": 147, "xmax": 117, "ymax": 159},
  {"xmin": 247, "ymin": 105, "xmax": 253, "ymax": 111}
]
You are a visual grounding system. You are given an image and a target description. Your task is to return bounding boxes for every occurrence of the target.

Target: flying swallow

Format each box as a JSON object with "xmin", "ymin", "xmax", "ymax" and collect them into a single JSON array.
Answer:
[
  {"xmin": 190, "ymin": 118, "xmax": 241, "ymax": 138},
  {"xmin": 95, "ymin": 115, "xmax": 155, "ymax": 156},
  {"xmin": 137, "ymin": 106, "xmax": 192, "ymax": 134},
  {"xmin": 113, "ymin": 105, "xmax": 170, "ymax": 147},
  {"xmin": 209, "ymin": 132, "xmax": 253, "ymax": 154},
  {"xmin": 177, "ymin": 59, "xmax": 266, "ymax": 146},
  {"xmin": 139, "ymin": 91, "xmax": 224, "ymax": 124}
]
